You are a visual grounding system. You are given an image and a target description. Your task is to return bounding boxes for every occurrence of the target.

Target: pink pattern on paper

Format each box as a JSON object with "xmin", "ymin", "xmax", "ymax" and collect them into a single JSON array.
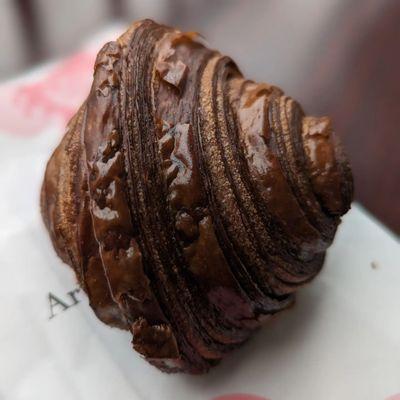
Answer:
[
  {"xmin": 212, "ymin": 394, "xmax": 269, "ymax": 400},
  {"xmin": 0, "ymin": 51, "xmax": 95, "ymax": 136},
  {"xmin": 386, "ymin": 395, "xmax": 400, "ymax": 400}
]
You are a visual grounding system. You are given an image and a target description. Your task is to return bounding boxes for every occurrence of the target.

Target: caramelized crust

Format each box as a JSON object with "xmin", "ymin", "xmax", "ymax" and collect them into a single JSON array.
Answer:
[{"xmin": 41, "ymin": 20, "xmax": 353, "ymax": 373}]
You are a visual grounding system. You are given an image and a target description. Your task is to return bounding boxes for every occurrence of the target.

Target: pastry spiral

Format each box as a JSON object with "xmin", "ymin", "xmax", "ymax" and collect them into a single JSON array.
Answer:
[{"xmin": 41, "ymin": 20, "xmax": 353, "ymax": 373}]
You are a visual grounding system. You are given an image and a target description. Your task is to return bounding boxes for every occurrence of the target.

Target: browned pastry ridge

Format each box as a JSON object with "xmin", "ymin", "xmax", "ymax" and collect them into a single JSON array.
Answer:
[{"xmin": 41, "ymin": 20, "xmax": 353, "ymax": 374}]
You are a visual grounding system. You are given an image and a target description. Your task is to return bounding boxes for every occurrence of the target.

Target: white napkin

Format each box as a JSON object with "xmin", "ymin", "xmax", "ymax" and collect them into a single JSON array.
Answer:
[{"xmin": 0, "ymin": 28, "xmax": 399, "ymax": 400}]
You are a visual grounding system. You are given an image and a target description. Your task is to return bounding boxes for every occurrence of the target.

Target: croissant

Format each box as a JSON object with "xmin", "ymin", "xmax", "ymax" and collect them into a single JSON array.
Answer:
[{"xmin": 41, "ymin": 20, "xmax": 353, "ymax": 374}]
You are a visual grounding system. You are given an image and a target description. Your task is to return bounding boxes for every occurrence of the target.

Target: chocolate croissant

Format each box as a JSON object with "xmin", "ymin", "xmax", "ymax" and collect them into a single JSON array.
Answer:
[{"xmin": 41, "ymin": 20, "xmax": 353, "ymax": 374}]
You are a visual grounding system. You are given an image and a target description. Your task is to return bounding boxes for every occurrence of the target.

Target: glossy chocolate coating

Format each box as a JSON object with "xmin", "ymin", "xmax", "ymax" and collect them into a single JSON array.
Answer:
[{"xmin": 41, "ymin": 20, "xmax": 353, "ymax": 374}]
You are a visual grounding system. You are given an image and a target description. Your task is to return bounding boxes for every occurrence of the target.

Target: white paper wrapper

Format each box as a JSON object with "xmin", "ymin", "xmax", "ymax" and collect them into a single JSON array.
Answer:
[{"xmin": 0, "ymin": 27, "xmax": 399, "ymax": 400}]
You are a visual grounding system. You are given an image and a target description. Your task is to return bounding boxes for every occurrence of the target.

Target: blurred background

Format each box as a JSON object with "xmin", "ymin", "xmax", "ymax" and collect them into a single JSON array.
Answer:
[{"xmin": 0, "ymin": 0, "xmax": 399, "ymax": 234}]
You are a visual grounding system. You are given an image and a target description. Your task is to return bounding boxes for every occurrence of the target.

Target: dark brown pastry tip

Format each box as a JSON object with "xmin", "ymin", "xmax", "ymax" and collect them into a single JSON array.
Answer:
[{"xmin": 40, "ymin": 19, "xmax": 353, "ymax": 374}]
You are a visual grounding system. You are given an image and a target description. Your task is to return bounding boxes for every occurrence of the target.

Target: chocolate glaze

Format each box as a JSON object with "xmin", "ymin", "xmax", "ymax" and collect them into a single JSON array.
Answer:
[{"xmin": 41, "ymin": 20, "xmax": 353, "ymax": 374}]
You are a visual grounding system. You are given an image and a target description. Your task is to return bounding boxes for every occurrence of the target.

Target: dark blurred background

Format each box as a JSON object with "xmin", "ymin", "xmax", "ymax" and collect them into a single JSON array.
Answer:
[{"xmin": 1, "ymin": 0, "xmax": 399, "ymax": 234}]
